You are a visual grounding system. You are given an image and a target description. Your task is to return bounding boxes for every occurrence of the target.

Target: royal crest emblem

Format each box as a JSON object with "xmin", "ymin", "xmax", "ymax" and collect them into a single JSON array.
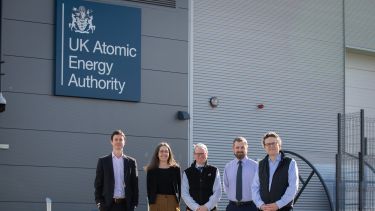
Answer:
[{"xmin": 68, "ymin": 6, "xmax": 95, "ymax": 34}]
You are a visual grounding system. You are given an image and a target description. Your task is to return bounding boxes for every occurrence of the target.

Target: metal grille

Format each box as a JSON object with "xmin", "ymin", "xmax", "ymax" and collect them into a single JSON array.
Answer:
[
  {"xmin": 337, "ymin": 110, "xmax": 375, "ymax": 211},
  {"xmin": 124, "ymin": 0, "xmax": 176, "ymax": 8}
]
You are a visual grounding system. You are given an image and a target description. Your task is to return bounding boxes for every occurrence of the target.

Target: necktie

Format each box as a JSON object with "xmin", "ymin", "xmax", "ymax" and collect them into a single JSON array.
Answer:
[{"xmin": 236, "ymin": 160, "xmax": 242, "ymax": 201}]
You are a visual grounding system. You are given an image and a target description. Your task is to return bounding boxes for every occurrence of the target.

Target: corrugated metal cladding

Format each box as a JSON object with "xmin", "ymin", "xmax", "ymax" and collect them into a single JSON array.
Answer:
[
  {"xmin": 125, "ymin": 0, "xmax": 176, "ymax": 8},
  {"xmin": 190, "ymin": 0, "xmax": 344, "ymax": 210}
]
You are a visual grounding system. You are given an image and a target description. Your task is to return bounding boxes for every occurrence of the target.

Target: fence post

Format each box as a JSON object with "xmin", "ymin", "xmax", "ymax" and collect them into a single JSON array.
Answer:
[
  {"xmin": 358, "ymin": 109, "xmax": 364, "ymax": 211},
  {"xmin": 46, "ymin": 198, "xmax": 52, "ymax": 211},
  {"xmin": 336, "ymin": 113, "xmax": 342, "ymax": 211}
]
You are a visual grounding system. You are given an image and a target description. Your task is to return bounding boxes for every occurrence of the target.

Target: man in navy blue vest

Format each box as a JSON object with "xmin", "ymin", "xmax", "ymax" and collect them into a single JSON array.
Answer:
[
  {"xmin": 252, "ymin": 132, "xmax": 299, "ymax": 211},
  {"xmin": 182, "ymin": 143, "xmax": 222, "ymax": 211}
]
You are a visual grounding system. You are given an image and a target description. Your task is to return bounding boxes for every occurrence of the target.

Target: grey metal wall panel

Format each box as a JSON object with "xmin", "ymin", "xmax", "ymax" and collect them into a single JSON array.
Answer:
[
  {"xmin": 0, "ymin": 93, "xmax": 188, "ymax": 139},
  {"xmin": 3, "ymin": 56, "xmax": 53, "ymax": 95},
  {"xmin": 3, "ymin": 0, "xmax": 54, "ymax": 24},
  {"xmin": 142, "ymin": 70, "xmax": 188, "ymax": 105},
  {"xmin": 177, "ymin": 0, "xmax": 188, "ymax": 9},
  {"xmin": 142, "ymin": 7, "xmax": 188, "ymax": 40},
  {"xmin": 3, "ymin": 19, "xmax": 54, "ymax": 59},
  {"xmin": 142, "ymin": 36, "xmax": 188, "ymax": 73},
  {"xmin": 0, "ymin": 165, "xmax": 94, "ymax": 202},
  {"xmin": 0, "ymin": 0, "xmax": 188, "ymax": 210},
  {"xmin": 345, "ymin": 0, "xmax": 375, "ymax": 50},
  {"xmin": 0, "ymin": 203, "xmax": 47, "ymax": 211},
  {"xmin": 191, "ymin": 0, "xmax": 344, "ymax": 210},
  {"xmin": 0, "ymin": 129, "xmax": 188, "ymax": 169}
]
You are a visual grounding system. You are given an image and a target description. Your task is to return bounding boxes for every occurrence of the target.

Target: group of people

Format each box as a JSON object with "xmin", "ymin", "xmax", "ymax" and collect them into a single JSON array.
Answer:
[{"xmin": 94, "ymin": 130, "xmax": 299, "ymax": 211}]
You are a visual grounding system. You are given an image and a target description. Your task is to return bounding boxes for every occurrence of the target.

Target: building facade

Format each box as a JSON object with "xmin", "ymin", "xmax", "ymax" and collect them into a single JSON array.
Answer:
[{"xmin": 1, "ymin": 0, "xmax": 375, "ymax": 211}]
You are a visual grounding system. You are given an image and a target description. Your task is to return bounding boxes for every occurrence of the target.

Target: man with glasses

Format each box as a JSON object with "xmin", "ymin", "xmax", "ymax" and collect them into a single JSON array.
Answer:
[
  {"xmin": 223, "ymin": 137, "xmax": 258, "ymax": 211},
  {"xmin": 182, "ymin": 143, "xmax": 222, "ymax": 211},
  {"xmin": 251, "ymin": 132, "xmax": 299, "ymax": 211}
]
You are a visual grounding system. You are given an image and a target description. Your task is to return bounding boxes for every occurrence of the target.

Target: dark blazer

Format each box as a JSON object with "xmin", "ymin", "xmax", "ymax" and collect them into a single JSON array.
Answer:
[
  {"xmin": 94, "ymin": 154, "xmax": 139, "ymax": 211},
  {"xmin": 146, "ymin": 166, "xmax": 181, "ymax": 205}
]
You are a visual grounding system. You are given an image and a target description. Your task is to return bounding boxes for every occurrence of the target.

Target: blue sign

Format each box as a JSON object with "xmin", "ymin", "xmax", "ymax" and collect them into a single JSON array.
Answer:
[{"xmin": 55, "ymin": 0, "xmax": 141, "ymax": 101}]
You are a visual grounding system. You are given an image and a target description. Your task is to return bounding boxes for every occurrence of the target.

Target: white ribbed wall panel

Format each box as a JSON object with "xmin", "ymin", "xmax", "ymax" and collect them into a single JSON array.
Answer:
[
  {"xmin": 345, "ymin": 0, "xmax": 375, "ymax": 50},
  {"xmin": 191, "ymin": 0, "xmax": 344, "ymax": 210},
  {"xmin": 346, "ymin": 51, "xmax": 375, "ymax": 117}
]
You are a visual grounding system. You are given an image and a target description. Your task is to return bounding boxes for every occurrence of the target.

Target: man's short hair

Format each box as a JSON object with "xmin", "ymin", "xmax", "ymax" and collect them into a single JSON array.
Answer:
[
  {"xmin": 262, "ymin": 131, "xmax": 282, "ymax": 146},
  {"xmin": 233, "ymin": 137, "xmax": 248, "ymax": 146},
  {"xmin": 194, "ymin": 143, "xmax": 208, "ymax": 154},
  {"xmin": 111, "ymin": 129, "xmax": 126, "ymax": 141}
]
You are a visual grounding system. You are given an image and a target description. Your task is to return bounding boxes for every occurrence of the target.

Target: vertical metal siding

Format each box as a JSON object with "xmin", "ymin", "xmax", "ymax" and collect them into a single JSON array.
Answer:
[{"xmin": 191, "ymin": 0, "xmax": 344, "ymax": 210}]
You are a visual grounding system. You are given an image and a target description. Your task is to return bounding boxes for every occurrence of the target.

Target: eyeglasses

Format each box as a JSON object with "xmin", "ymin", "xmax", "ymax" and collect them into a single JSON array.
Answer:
[
  {"xmin": 264, "ymin": 142, "xmax": 278, "ymax": 147},
  {"xmin": 194, "ymin": 152, "xmax": 206, "ymax": 156}
]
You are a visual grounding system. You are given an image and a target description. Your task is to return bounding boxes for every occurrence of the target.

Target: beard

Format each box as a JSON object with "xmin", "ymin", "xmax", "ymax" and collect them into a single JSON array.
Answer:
[{"xmin": 234, "ymin": 151, "xmax": 245, "ymax": 159}]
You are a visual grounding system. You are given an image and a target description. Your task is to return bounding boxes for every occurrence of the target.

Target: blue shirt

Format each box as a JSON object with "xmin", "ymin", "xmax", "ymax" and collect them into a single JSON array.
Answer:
[
  {"xmin": 251, "ymin": 153, "xmax": 299, "ymax": 209},
  {"xmin": 223, "ymin": 156, "xmax": 258, "ymax": 202}
]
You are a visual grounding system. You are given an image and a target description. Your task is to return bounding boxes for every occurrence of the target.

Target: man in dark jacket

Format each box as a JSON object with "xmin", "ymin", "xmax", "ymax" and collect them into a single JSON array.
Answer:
[
  {"xmin": 182, "ymin": 143, "xmax": 222, "ymax": 211},
  {"xmin": 94, "ymin": 130, "xmax": 139, "ymax": 211},
  {"xmin": 252, "ymin": 132, "xmax": 299, "ymax": 211}
]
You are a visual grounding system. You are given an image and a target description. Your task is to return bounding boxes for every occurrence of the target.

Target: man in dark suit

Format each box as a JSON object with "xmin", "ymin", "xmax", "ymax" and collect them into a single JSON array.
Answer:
[{"xmin": 95, "ymin": 130, "xmax": 139, "ymax": 211}]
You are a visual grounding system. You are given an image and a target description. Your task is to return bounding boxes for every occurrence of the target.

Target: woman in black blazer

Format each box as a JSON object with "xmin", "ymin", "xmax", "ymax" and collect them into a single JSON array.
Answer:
[{"xmin": 145, "ymin": 142, "xmax": 181, "ymax": 211}]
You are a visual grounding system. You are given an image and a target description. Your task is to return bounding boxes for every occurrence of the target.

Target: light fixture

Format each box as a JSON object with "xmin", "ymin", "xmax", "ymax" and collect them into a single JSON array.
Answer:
[
  {"xmin": 209, "ymin": 96, "xmax": 219, "ymax": 108},
  {"xmin": 177, "ymin": 111, "xmax": 190, "ymax": 120},
  {"xmin": 0, "ymin": 92, "xmax": 6, "ymax": 112}
]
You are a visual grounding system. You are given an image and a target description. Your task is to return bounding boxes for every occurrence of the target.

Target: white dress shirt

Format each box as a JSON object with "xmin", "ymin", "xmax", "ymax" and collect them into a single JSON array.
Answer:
[{"xmin": 112, "ymin": 152, "xmax": 125, "ymax": 198}]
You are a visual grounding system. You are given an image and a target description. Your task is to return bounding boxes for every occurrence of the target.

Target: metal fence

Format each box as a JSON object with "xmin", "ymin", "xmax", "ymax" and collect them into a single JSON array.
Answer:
[{"xmin": 337, "ymin": 110, "xmax": 375, "ymax": 211}]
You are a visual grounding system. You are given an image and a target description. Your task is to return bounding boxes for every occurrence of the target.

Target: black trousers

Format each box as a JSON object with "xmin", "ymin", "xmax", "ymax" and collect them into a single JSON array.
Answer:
[
  {"xmin": 257, "ymin": 206, "xmax": 292, "ymax": 211},
  {"xmin": 100, "ymin": 201, "xmax": 128, "ymax": 211},
  {"xmin": 226, "ymin": 201, "xmax": 257, "ymax": 211},
  {"xmin": 109, "ymin": 203, "xmax": 127, "ymax": 211}
]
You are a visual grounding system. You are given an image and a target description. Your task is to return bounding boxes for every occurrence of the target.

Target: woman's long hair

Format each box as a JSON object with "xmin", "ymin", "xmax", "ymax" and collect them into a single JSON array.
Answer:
[{"xmin": 145, "ymin": 142, "xmax": 179, "ymax": 171}]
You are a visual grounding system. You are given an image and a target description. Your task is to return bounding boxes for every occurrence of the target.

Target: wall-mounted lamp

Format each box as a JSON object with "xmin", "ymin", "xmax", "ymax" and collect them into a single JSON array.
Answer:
[
  {"xmin": 0, "ymin": 144, "xmax": 9, "ymax": 150},
  {"xmin": 209, "ymin": 96, "xmax": 219, "ymax": 108},
  {"xmin": 177, "ymin": 111, "xmax": 190, "ymax": 120},
  {"xmin": 0, "ymin": 92, "xmax": 6, "ymax": 112}
]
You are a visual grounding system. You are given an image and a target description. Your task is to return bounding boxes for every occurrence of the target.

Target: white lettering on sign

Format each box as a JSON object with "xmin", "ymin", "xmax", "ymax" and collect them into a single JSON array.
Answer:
[
  {"xmin": 63, "ymin": 38, "xmax": 138, "ymax": 96},
  {"xmin": 92, "ymin": 41, "xmax": 137, "ymax": 57},
  {"xmin": 68, "ymin": 74, "xmax": 126, "ymax": 94},
  {"xmin": 69, "ymin": 55, "xmax": 113, "ymax": 75}
]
